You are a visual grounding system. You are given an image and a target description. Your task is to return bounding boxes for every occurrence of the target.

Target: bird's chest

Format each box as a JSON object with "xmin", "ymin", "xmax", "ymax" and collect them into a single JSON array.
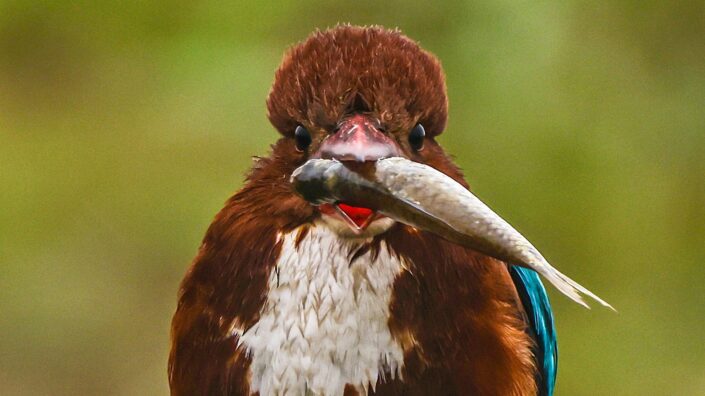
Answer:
[{"xmin": 236, "ymin": 225, "xmax": 406, "ymax": 395}]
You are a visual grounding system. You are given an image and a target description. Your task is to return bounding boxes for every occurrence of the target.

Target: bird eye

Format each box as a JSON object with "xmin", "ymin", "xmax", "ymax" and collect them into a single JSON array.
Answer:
[
  {"xmin": 409, "ymin": 123, "xmax": 425, "ymax": 151},
  {"xmin": 294, "ymin": 125, "xmax": 312, "ymax": 152}
]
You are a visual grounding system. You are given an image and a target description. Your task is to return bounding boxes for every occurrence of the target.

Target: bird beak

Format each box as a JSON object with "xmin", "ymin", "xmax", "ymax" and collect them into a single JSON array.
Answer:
[
  {"xmin": 313, "ymin": 114, "xmax": 402, "ymax": 162},
  {"xmin": 291, "ymin": 158, "xmax": 613, "ymax": 309},
  {"xmin": 312, "ymin": 114, "xmax": 402, "ymax": 233}
]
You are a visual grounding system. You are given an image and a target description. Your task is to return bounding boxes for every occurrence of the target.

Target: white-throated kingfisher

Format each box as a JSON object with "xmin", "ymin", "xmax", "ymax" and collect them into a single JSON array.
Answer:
[{"xmin": 169, "ymin": 25, "xmax": 609, "ymax": 396}]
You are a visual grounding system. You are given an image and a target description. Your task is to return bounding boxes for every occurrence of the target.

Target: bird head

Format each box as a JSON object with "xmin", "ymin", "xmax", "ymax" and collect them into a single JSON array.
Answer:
[{"xmin": 265, "ymin": 25, "xmax": 463, "ymax": 237}]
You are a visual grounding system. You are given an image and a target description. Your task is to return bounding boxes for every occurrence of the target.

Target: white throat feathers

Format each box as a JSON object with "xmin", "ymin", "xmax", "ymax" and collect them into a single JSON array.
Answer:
[{"xmin": 234, "ymin": 224, "xmax": 407, "ymax": 395}]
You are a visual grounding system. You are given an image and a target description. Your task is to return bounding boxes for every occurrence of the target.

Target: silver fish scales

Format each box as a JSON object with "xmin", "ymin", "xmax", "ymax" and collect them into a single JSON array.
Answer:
[{"xmin": 291, "ymin": 157, "xmax": 613, "ymax": 309}]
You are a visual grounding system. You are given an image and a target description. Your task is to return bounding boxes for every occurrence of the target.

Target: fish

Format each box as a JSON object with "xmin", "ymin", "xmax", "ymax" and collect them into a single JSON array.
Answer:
[{"xmin": 291, "ymin": 157, "xmax": 613, "ymax": 309}]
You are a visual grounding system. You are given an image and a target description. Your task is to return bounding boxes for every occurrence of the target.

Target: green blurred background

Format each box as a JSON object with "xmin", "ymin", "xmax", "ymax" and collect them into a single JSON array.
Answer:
[{"xmin": 1, "ymin": 1, "xmax": 704, "ymax": 395}]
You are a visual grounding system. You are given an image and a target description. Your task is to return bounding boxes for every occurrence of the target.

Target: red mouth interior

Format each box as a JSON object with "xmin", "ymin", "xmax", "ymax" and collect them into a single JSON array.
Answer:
[
  {"xmin": 337, "ymin": 203, "xmax": 374, "ymax": 228},
  {"xmin": 319, "ymin": 203, "xmax": 376, "ymax": 230}
]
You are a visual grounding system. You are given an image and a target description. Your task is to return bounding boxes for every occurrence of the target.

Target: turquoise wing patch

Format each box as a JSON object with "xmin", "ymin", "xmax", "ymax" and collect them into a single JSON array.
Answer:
[{"xmin": 509, "ymin": 266, "xmax": 558, "ymax": 396}]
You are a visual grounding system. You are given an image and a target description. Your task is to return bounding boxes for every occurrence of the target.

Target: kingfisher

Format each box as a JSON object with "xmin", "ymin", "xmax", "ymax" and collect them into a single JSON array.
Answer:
[{"xmin": 169, "ymin": 25, "xmax": 609, "ymax": 396}]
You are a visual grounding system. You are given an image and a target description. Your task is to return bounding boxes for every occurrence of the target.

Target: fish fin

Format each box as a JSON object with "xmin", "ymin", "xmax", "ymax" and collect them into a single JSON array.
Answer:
[{"xmin": 533, "ymin": 261, "xmax": 615, "ymax": 311}]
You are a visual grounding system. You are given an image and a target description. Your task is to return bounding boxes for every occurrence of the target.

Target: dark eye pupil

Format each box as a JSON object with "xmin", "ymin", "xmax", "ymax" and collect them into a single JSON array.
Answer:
[
  {"xmin": 295, "ymin": 125, "xmax": 312, "ymax": 151},
  {"xmin": 409, "ymin": 123, "xmax": 425, "ymax": 150}
]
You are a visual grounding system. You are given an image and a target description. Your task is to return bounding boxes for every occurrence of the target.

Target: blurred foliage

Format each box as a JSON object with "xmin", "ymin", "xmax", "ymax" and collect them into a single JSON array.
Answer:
[{"xmin": 1, "ymin": 1, "xmax": 704, "ymax": 395}]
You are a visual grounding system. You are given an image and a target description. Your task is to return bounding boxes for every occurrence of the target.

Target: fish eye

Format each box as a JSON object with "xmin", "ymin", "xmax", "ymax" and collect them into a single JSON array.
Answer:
[
  {"xmin": 409, "ymin": 123, "xmax": 425, "ymax": 151},
  {"xmin": 294, "ymin": 125, "xmax": 312, "ymax": 151}
]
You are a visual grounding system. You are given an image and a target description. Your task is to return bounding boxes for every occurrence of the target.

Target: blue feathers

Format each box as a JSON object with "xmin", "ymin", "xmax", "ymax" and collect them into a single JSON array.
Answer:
[{"xmin": 509, "ymin": 266, "xmax": 558, "ymax": 396}]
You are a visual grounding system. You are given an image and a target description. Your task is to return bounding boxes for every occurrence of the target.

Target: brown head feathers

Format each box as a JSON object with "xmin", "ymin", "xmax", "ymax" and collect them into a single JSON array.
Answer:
[{"xmin": 267, "ymin": 25, "xmax": 448, "ymax": 140}]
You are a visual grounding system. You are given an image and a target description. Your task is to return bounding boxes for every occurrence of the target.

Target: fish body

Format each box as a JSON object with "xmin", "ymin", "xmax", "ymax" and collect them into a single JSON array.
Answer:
[{"xmin": 292, "ymin": 157, "xmax": 612, "ymax": 309}]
